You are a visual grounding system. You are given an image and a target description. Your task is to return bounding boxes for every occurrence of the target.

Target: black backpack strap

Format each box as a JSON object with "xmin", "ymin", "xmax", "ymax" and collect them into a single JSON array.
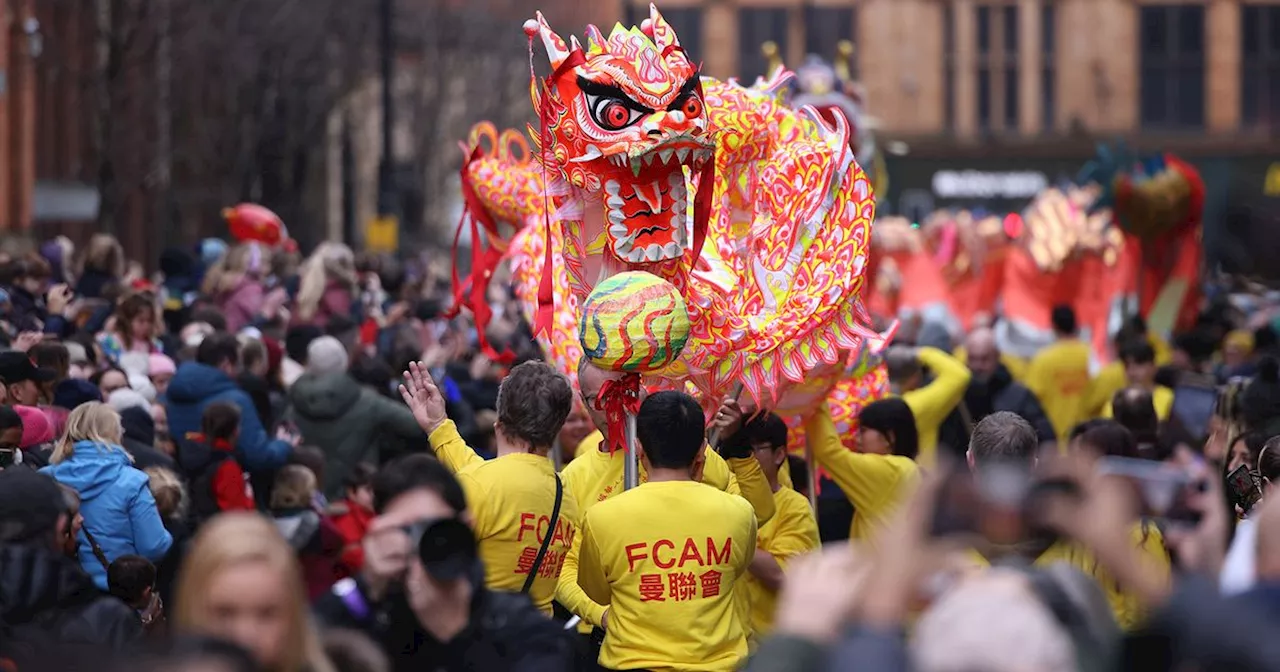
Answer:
[{"xmin": 521, "ymin": 474, "xmax": 563, "ymax": 593}]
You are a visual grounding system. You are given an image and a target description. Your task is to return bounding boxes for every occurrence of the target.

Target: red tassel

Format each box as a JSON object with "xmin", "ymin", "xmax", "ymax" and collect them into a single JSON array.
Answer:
[{"xmin": 598, "ymin": 372, "xmax": 642, "ymax": 454}]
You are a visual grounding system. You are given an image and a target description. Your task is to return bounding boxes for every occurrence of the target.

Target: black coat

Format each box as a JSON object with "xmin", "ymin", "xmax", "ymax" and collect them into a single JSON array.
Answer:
[
  {"xmin": 119, "ymin": 406, "xmax": 177, "ymax": 473},
  {"xmin": 0, "ymin": 543, "xmax": 141, "ymax": 658},
  {"xmin": 939, "ymin": 364, "xmax": 1057, "ymax": 456},
  {"xmin": 315, "ymin": 571, "xmax": 574, "ymax": 672}
]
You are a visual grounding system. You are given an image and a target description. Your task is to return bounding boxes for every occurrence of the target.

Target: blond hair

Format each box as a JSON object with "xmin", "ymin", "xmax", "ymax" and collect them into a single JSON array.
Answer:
[
  {"xmin": 270, "ymin": 464, "xmax": 317, "ymax": 510},
  {"xmin": 79, "ymin": 234, "xmax": 125, "ymax": 278},
  {"xmin": 51, "ymin": 402, "xmax": 127, "ymax": 464},
  {"xmin": 296, "ymin": 242, "xmax": 356, "ymax": 322},
  {"xmin": 201, "ymin": 243, "xmax": 263, "ymax": 296},
  {"xmin": 145, "ymin": 466, "xmax": 188, "ymax": 520},
  {"xmin": 174, "ymin": 513, "xmax": 334, "ymax": 672}
]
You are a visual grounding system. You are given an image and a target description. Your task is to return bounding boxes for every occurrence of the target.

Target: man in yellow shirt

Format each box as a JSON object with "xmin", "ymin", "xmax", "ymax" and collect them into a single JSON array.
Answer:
[
  {"xmin": 557, "ymin": 359, "xmax": 776, "ymax": 645},
  {"xmin": 724, "ymin": 412, "xmax": 820, "ymax": 636},
  {"xmin": 885, "ymin": 344, "xmax": 972, "ymax": 467},
  {"xmin": 1024, "ymin": 305, "xmax": 1093, "ymax": 444},
  {"xmin": 578, "ymin": 391, "xmax": 757, "ymax": 672},
  {"xmin": 398, "ymin": 360, "xmax": 579, "ymax": 615},
  {"xmin": 1101, "ymin": 340, "xmax": 1174, "ymax": 421}
]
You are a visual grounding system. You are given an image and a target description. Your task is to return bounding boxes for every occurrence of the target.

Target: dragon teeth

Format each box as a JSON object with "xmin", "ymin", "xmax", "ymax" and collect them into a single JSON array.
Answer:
[
  {"xmin": 676, "ymin": 148, "xmax": 689, "ymax": 163},
  {"xmin": 660, "ymin": 149, "xmax": 674, "ymax": 164}
]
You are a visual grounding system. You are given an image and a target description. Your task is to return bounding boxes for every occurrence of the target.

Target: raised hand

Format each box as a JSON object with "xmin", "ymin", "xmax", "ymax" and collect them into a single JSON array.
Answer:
[
  {"xmin": 400, "ymin": 360, "xmax": 448, "ymax": 433},
  {"xmin": 12, "ymin": 332, "xmax": 44, "ymax": 353}
]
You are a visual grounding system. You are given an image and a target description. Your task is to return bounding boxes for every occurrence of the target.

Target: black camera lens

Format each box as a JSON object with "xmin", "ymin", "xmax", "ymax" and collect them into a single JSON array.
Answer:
[{"xmin": 406, "ymin": 518, "xmax": 477, "ymax": 582}]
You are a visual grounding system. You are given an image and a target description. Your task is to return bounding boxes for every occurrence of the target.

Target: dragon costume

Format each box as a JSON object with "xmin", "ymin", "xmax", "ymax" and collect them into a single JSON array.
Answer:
[{"xmin": 461, "ymin": 5, "xmax": 877, "ymax": 416}]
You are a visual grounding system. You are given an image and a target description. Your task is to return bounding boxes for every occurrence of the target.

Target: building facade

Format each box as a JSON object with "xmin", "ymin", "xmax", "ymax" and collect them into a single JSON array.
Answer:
[{"xmin": 0, "ymin": 0, "xmax": 39, "ymax": 234}]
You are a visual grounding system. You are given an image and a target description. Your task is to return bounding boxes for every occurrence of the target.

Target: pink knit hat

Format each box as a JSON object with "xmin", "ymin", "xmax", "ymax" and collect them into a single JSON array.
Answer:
[
  {"xmin": 13, "ymin": 406, "xmax": 54, "ymax": 449},
  {"xmin": 149, "ymin": 353, "xmax": 177, "ymax": 377}
]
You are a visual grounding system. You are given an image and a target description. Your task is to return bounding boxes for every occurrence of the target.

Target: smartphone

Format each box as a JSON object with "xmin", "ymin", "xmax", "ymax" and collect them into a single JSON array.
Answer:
[
  {"xmin": 1226, "ymin": 464, "xmax": 1264, "ymax": 515},
  {"xmin": 1096, "ymin": 456, "xmax": 1203, "ymax": 526},
  {"xmin": 0, "ymin": 449, "xmax": 18, "ymax": 469}
]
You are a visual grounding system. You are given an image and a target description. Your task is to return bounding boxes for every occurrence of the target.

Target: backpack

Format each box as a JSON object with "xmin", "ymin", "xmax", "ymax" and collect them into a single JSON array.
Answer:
[{"xmin": 181, "ymin": 435, "xmax": 239, "ymax": 529}]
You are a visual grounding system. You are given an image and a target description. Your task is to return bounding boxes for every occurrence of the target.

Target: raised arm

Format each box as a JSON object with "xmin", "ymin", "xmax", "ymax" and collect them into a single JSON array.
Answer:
[
  {"xmin": 805, "ymin": 405, "xmax": 908, "ymax": 513},
  {"xmin": 400, "ymin": 361, "xmax": 483, "ymax": 473}
]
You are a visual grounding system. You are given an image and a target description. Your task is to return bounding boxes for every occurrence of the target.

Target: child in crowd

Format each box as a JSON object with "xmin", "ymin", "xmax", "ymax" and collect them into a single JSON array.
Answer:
[
  {"xmin": 107, "ymin": 555, "xmax": 164, "ymax": 634},
  {"xmin": 328, "ymin": 463, "xmax": 376, "ymax": 574},
  {"xmin": 269, "ymin": 464, "xmax": 344, "ymax": 599},
  {"xmin": 148, "ymin": 353, "xmax": 176, "ymax": 398},
  {"xmin": 145, "ymin": 466, "xmax": 190, "ymax": 612},
  {"xmin": 290, "ymin": 445, "xmax": 330, "ymax": 510},
  {"xmin": 186, "ymin": 402, "xmax": 255, "ymax": 521}
]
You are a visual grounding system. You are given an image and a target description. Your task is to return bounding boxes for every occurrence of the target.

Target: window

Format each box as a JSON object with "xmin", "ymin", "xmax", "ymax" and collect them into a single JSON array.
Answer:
[
  {"xmin": 804, "ymin": 6, "xmax": 854, "ymax": 67},
  {"xmin": 1242, "ymin": 5, "xmax": 1280, "ymax": 128},
  {"xmin": 1139, "ymin": 5, "xmax": 1205, "ymax": 129},
  {"xmin": 1041, "ymin": 3, "xmax": 1056, "ymax": 131},
  {"xmin": 740, "ymin": 8, "xmax": 789, "ymax": 82},
  {"xmin": 624, "ymin": 5, "xmax": 704, "ymax": 63},
  {"xmin": 976, "ymin": 4, "xmax": 1019, "ymax": 133}
]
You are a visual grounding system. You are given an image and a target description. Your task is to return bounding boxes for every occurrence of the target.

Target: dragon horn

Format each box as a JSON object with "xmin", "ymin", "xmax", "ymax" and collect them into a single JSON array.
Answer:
[
  {"xmin": 524, "ymin": 11, "xmax": 571, "ymax": 70},
  {"xmin": 645, "ymin": 3, "xmax": 680, "ymax": 52}
]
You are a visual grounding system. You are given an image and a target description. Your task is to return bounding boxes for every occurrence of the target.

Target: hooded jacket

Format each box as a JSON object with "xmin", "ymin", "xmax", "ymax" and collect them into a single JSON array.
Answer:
[
  {"xmin": 285, "ymin": 371, "xmax": 425, "ymax": 498},
  {"xmin": 0, "ymin": 543, "xmax": 141, "ymax": 657},
  {"xmin": 164, "ymin": 362, "xmax": 291, "ymax": 474},
  {"xmin": 39, "ymin": 442, "xmax": 173, "ymax": 590}
]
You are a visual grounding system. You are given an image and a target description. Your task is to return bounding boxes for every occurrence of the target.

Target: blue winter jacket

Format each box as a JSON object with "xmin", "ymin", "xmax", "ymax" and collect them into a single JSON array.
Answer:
[
  {"xmin": 40, "ymin": 442, "xmax": 174, "ymax": 590},
  {"xmin": 164, "ymin": 362, "xmax": 291, "ymax": 474}
]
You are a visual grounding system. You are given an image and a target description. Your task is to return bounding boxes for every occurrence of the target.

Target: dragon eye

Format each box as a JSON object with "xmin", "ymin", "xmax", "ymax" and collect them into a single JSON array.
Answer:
[
  {"xmin": 586, "ymin": 93, "xmax": 644, "ymax": 131},
  {"xmin": 681, "ymin": 95, "xmax": 702, "ymax": 118}
]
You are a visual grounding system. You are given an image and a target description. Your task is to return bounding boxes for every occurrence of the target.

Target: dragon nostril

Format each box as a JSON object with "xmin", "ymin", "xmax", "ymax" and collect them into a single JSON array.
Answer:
[{"xmin": 647, "ymin": 129, "xmax": 662, "ymax": 137}]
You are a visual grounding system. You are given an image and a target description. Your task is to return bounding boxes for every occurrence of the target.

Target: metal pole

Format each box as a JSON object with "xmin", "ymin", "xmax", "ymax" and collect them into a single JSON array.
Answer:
[
  {"xmin": 377, "ymin": 0, "xmax": 397, "ymax": 219},
  {"xmin": 804, "ymin": 434, "xmax": 818, "ymax": 513},
  {"xmin": 706, "ymin": 382, "xmax": 746, "ymax": 451},
  {"xmin": 624, "ymin": 414, "xmax": 640, "ymax": 490}
]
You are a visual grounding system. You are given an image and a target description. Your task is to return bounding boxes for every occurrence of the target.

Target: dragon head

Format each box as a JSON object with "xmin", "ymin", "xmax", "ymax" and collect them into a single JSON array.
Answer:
[{"xmin": 525, "ymin": 5, "xmax": 716, "ymax": 264}]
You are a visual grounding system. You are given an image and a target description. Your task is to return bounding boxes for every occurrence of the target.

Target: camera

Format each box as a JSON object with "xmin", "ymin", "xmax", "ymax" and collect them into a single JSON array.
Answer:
[{"xmin": 404, "ymin": 518, "xmax": 477, "ymax": 582}]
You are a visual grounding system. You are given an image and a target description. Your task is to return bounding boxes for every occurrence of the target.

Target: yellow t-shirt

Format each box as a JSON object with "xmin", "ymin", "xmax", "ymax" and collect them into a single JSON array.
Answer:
[
  {"xmin": 1082, "ymin": 361, "xmax": 1127, "ymax": 421},
  {"xmin": 1025, "ymin": 339, "xmax": 1093, "ymax": 443},
  {"xmin": 1102, "ymin": 385, "xmax": 1176, "ymax": 421},
  {"xmin": 806, "ymin": 404, "xmax": 918, "ymax": 542},
  {"xmin": 428, "ymin": 421, "xmax": 581, "ymax": 615},
  {"xmin": 578, "ymin": 480, "xmax": 757, "ymax": 672},
  {"xmin": 557, "ymin": 440, "xmax": 776, "ymax": 632},
  {"xmin": 965, "ymin": 522, "xmax": 1169, "ymax": 630},
  {"xmin": 745, "ymin": 487, "xmax": 820, "ymax": 636},
  {"xmin": 901, "ymin": 347, "xmax": 972, "ymax": 468}
]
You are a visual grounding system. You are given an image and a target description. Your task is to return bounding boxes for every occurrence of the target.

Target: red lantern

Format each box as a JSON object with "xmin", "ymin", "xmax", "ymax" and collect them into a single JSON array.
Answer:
[{"xmin": 222, "ymin": 204, "xmax": 288, "ymax": 247}]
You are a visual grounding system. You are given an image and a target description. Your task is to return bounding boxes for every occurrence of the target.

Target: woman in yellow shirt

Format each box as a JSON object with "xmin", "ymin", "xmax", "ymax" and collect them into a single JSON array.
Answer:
[{"xmin": 806, "ymin": 399, "xmax": 919, "ymax": 542}]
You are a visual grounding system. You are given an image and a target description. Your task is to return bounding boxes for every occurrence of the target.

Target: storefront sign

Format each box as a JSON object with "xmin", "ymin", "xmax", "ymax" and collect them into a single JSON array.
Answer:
[{"xmin": 931, "ymin": 170, "xmax": 1049, "ymax": 199}]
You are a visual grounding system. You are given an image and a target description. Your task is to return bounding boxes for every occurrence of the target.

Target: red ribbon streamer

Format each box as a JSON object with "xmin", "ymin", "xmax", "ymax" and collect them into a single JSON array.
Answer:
[
  {"xmin": 597, "ymin": 372, "xmax": 642, "ymax": 455},
  {"xmin": 444, "ymin": 146, "xmax": 515, "ymax": 364}
]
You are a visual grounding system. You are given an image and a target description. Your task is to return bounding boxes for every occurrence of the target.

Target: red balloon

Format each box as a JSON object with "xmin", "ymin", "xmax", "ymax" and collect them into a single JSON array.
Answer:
[{"xmin": 222, "ymin": 204, "xmax": 287, "ymax": 246}]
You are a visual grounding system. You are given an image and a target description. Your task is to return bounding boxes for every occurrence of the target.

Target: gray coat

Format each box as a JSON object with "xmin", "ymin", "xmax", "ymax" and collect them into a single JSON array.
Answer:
[{"xmin": 286, "ymin": 372, "xmax": 426, "ymax": 498}]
